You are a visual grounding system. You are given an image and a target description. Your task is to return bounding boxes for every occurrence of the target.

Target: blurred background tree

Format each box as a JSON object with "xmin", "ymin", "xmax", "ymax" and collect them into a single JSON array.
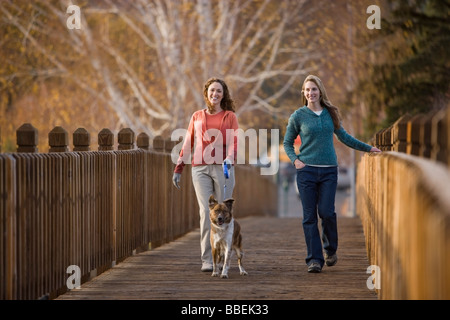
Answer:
[
  {"xmin": 1, "ymin": 0, "xmax": 447, "ymax": 154},
  {"xmin": 353, "ymin": 0, "xmax": 450, "ymax": 137},
  {"xmin": 0, "ymin": 0, "xmax": 334, "ymax": 151}
]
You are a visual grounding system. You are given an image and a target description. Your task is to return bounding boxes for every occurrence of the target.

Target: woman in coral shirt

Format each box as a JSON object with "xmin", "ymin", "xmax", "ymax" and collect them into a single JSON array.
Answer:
[{"xmin": 172, "ymin": 78, "xmax": 239, "ymax": 272}]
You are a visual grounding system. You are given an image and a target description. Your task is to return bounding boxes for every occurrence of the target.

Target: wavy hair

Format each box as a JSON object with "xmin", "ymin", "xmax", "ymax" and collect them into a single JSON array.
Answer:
[
  {"xmin": 301, "ymin": 75, "xmax": 341, "ymax": 130},
  {"xmin": 203, "ymin": 78, "xmax": 236, "ymax": 113}
]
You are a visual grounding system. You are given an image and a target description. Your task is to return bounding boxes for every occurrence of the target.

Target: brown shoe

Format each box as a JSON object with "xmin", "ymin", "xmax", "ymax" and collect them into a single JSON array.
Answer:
[
  {"xmin": 325, "ymin": 253, "xmax": 337, "ymax": 267},
  {"xmin": 307, "ymin": 261, "xmax": 322, "ymax": 273}
]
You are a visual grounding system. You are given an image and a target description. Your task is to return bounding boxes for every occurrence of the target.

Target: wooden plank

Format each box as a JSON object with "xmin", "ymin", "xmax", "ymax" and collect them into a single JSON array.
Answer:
[
  {"xmin": 15, "ymin": 154, "xmax": 27, "ymax": 299},
  {"xmin": 56, "ymin": 217, "xmax": 377, "ymax": 300},
  {"xmin": 30, "ymin": 153, "xmax": 37, "ymax": 299},
  {"xmin": 2, "ymin": 155, "xmax": 17, "ymax": 299}
]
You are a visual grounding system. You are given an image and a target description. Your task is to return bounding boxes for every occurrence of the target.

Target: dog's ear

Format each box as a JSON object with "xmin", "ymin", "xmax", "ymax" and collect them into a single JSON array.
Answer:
[
  {"xmin": 209, "ymin": 195, "xmax": 218, "ymax": 209},
  {"xmin": 223, "ymin": 198, "xmax": 235, "ymax": 212}
]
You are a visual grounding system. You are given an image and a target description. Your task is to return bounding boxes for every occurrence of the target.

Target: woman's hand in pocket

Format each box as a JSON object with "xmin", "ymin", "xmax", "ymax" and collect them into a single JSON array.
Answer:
[{"xmin": 294, "ymin": 159, "xmax": 306, "ymax": 170}]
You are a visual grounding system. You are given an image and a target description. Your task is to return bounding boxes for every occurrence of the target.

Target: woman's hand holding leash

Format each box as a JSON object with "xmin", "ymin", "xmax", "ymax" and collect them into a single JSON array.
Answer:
[
  {"xmin": 222, "ymin": 159, "xmax": 231, "ymax": 196},
  {"xmin": 223, "ymin": 159, "xmax": 232, "ymax": 171}
]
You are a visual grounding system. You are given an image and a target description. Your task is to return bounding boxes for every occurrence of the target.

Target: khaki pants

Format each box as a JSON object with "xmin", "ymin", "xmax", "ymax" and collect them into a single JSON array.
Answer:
[{"xmin": 191, "ymin": 165, "xmax": 235, "ymax": 265}]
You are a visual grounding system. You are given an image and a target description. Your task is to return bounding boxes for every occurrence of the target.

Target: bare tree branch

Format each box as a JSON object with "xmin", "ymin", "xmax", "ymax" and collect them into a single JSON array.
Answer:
[{"xmin": 1, "ymin": 0, "xmax": 330, "ymax": 137}]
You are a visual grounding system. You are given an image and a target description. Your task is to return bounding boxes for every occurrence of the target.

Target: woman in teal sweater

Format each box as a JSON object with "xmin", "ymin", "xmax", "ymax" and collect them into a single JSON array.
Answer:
[{"xmin": 283, "ymin": 75, "xmax": 381, "ymax": 273}]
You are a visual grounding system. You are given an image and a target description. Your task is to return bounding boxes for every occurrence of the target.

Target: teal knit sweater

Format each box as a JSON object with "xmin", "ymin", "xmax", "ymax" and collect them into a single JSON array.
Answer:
[{"xmin": 283, "ymin": 106, "xmax": 372, "ymax": 166}]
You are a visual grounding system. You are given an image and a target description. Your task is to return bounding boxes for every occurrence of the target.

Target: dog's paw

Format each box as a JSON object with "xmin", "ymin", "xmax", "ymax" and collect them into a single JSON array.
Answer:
[
  {"xmin": 211, "ymin": 272, "xmax": 219, "ymax": 277},
  {"xmin": 240, "ymin": 271, "xmax": 248, "ymax": 276},
  {"xmin": 220, "ymin": 274, "xmax": 229, "ymax": 279}
]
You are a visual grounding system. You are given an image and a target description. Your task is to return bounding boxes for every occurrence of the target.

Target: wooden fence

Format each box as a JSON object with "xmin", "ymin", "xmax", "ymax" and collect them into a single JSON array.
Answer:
[
  {"xmin": 0, "ymin": 124, "xmax": 277, "ymax": 300},
  {"xmin": 356, "ymin": 106, "xmax": 450, "ymax": 299}
]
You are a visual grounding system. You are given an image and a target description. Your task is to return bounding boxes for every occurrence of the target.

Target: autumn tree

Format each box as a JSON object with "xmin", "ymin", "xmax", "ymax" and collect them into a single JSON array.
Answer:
[{"xmin": 1, "ymin": 0, "xmax": 391, "ymax": 151}]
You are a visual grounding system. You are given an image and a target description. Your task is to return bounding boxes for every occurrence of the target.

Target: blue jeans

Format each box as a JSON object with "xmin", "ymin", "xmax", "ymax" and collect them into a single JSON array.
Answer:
[{"xmin": 296, "ymin": 165, "xmax": 338, "ymax": 267}]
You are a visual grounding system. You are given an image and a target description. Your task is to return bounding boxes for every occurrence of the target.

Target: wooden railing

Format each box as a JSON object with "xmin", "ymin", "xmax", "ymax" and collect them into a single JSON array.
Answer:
[
  {"xmin": 372, "ymin": 108, "xmax": 448, "ymax": 164},
  {"xmin": 0, "ymin": 124, "xmax": 277, "ymax": 300},
  {"xmin": 356, "ymin": 107, "xmax": 450, "ymax": 299}
]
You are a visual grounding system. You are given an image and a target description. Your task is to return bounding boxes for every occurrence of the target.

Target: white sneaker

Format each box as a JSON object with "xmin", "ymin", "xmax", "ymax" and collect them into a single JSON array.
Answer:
[{"xmin": 201, "ymin": 263, "xmax": 213, "ymax": 272}]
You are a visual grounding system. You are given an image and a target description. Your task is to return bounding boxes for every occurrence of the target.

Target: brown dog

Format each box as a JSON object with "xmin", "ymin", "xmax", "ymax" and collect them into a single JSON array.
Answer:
[{"xmin": 209, "ymin": 195, "xmax": 248, "ymax": 278}]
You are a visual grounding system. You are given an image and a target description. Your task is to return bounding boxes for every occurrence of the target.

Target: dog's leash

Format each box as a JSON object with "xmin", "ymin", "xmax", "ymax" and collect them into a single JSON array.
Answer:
[{"xmin": 223, "ymin": 162, "xmax": 229, "ymax": 197}]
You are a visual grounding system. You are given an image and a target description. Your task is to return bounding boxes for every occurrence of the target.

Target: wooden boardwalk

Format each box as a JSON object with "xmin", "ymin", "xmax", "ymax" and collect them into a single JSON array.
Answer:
[{"xmin": 56, "ymin": 216, "xmax": 377, "ymax": 301}]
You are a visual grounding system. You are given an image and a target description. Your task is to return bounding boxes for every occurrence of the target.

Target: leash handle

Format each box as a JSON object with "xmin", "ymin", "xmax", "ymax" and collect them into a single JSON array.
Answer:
[
  {"xmin": 223, "ymin": 162, "xmax": 229, "ymax": 197},
  {"xmin": 223, "ymin": 163, "xmax": 229, "ymax": 179}
]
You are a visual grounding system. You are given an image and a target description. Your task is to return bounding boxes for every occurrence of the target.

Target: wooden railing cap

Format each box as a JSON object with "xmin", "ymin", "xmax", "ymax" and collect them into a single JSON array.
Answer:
[
  {"xmin": 137, "ymin": 132, "xmax": 150, "ymax": 150},
  {"xmin": 153, "ymin": 136, "xmax": 164, "ymax": 151},
  {"xmin": 98, "ymin": 128, "xmax": 114, "ymax": 151},
  {"xmin": 49, "ymin": 126, "xmax": 69, "ymax": 152},
  {"xmin": 73, "ymin": 128, "xmax": 90, "ymax": 151},
  {"xmin": 118, "ymin": 128, "xmax": 135, "ymax": 150},
  {"xmin": 16, "ymin": 123, "xmax": 39, "ymax": 153}
]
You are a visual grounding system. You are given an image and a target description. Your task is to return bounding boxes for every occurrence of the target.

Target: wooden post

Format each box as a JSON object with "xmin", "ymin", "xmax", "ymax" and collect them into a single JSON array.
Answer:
[
  {"xmin": 433, "ymin": 108, "xmax": 448, "ymax": 165},
  {"xmin": 392, "ymin": 114, "xmax": 411, "ymax": 153},
  {"xmin": 118, "ymin": 128, "xmax": 135, "ymax": 150},
  {"xmin": 153, "ymin": 135, "xmax": 164, "ymax": 152},
  {"xmin": 49, "ymin": 126, "xmax": 69, "ymax": 152},
  {"xmin": 421, "ymin": 110, "xmax": 440, "ymax": 159},
  {"xmin": 98, "ymin": 128, "xmax": 114, "ymax": 151},
  {"xmin": 164, "ymin": 138, "xmax": 175, "ymax": 154},
  {"xmin": 137, "ymin": 132, "xmax": 150, "ymax": 150},
  {"xmin": 16, "ymin": 123, "xmax": 38, "ymax": 153},
  {"xmin": 384, "ymin": 126, "xmax": 393, "ymax": 151},
  {"xmin": 409, "ymin": 114, "xmax": 425, "ymax": 156},
  {"xmin": 73, "ymin": 128, "xmax": 90, "ymax": 151},
  {"xmin": 374, "ymin": 128, "xmax": 384, "ymax": 150}
]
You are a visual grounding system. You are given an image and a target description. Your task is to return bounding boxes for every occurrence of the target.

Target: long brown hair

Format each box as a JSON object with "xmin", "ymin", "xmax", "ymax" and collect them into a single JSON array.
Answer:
[
  {"xmin": 301, "ymin": 75, "xmax": 341, "ymax": 130},
  {"xmin": 203, "ymin": 78, "xmax": 236, "ymax": 113}
]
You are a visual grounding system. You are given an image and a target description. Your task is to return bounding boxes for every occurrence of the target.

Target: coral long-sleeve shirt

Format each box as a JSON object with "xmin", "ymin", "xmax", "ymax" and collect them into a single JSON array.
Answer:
[{"xmin": 174, "ymin": 109, "xmax": 239, "ymax": 174}]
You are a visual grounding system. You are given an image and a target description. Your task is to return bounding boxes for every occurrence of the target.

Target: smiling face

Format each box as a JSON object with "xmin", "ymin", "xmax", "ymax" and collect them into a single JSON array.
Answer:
[
  {"xmin": 207, "ymin": 81, "xmax": 224, "ymax": 109},
  {"xmin": 303, "ymin": 81, "xmax": 321, "ymax": 105}
]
